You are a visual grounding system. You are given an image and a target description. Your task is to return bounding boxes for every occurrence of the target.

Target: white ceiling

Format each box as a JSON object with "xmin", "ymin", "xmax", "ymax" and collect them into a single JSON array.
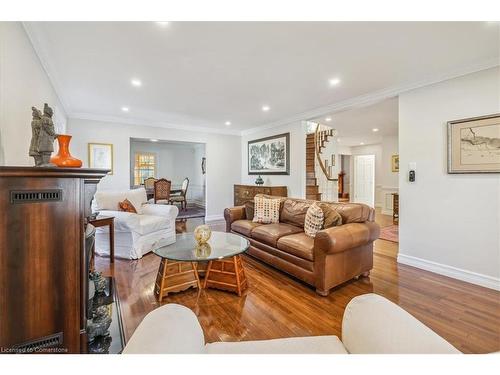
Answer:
[
  {"xmin": 311, "ymin": 97, "xmax": 399, "ymax": 147},
  {"xmin": 25, "ymin": 22, "xmax": 499, "ymax": 135}
]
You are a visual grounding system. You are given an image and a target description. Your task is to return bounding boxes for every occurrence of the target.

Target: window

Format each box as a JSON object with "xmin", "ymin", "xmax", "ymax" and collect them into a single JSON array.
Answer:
[{"xmin": 134, "ymin": 152, "xmax": 156, "ymax": 185}]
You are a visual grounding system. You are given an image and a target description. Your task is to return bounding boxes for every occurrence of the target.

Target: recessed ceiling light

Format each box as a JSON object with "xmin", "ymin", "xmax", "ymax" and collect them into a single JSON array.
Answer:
[
  {"xmin": 121, "ymin": 106, "xmax": 129, "ymax": 112},
  {"xmin": 337, "ymin": 138, "xmax": 341, "ymax": 142},
  {"xmin": 156, "ymin": 22, "xmax": 170, "ymax": 27},
  {"xmin": 360, "ymin": 142, "xmax": 365, "ymax": 145},
  {"xmin": 262, "ymin": 105, "xmax": 270, "ymax": 112},
  {"xmin": 150, "ymin": 139, "xmax": 158, "ymax": 142},
  {"xmin": 325, "ymin": 117, "xmax": 332, "ymax": 122},
  {"xmin": 131, "ymin": 79, "xmax": 142, "ymax": 87},
  {"xmin": 225, "ymin": 121, "xmax": 231, "ymax": 126},
  {"xmin": 372, "ymin": 128, "xmax": 379, "ymax": 132},
  {"xmin": 329, "ymin": 78, "xmax": 341, "ymax": 86}
]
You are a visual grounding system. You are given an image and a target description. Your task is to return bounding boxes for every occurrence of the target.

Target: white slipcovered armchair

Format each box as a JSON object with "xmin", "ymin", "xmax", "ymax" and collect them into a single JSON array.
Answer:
[
  {"xmin": 92, "ymin": 188, "xmax": 178, "ymax": 259},
  {"xmin": 123, "ymin": 293, "xmax": 460, "ymax": 354}
]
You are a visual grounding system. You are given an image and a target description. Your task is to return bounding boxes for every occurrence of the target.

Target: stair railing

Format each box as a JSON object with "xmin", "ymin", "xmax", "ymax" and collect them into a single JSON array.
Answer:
[{"xmin": 314, "ymin": 123, "xmax": 338, "ymax": 181}]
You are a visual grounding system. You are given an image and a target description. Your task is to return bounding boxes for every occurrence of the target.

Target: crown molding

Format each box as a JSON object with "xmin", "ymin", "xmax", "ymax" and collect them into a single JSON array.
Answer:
[
  {"xmin": 70, "ymin": 112, "xmax": 242, "ymax": 136},
  {"xmin": 241, "ymin": 58, "xmax": 500, "ymax": 136},
  {"xmin": 22, "ymin": 22, "xmax": 71, "ymax": 115}
]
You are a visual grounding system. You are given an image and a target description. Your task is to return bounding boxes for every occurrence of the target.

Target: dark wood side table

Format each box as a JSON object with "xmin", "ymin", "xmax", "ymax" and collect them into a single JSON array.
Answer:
[
  {"xmin": 392, "ymin": 193, "xmax": 399, "ymax": 225},
  {"xmin": 89, "ymin": 216, "xmax": 115, "ymax": 263}
]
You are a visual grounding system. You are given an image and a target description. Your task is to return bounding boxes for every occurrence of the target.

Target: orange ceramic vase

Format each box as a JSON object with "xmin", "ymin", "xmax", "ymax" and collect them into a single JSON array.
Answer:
[{"xmin": 50, "ymin": 134, "xmax": 83, "ymax": 168}]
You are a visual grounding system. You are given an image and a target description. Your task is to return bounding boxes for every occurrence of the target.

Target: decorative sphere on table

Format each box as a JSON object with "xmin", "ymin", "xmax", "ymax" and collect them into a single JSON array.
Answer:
[
  {"xmin": 194, "ymin": 224, "xmax": 211, "ymax": 244},
  {"xmin": 195, "ymin": 242, "xmax": 212, "ymax": 258}
]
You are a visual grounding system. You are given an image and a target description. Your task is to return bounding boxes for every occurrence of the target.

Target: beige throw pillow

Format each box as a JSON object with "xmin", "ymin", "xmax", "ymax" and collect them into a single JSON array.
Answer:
[
  {"xmin": 304, "ymin": 202, "xmax": 325, "ymax": 237},
  {"xmin": 317, "ymin": 202, "xmax": 343, "ymax": 228},
  {"xmin": 253, "ymin": 196, "xmax": 281, "ymax": 224}
]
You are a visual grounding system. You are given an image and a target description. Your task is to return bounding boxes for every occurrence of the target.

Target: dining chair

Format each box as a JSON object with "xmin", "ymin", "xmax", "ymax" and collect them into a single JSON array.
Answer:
[
  {"xmin": 152, "ymin": 178, "xmax": 171, "ymax": 204},
  {"xmin": 169, "ymin": 177, "xmax": 189, "ymax": 211},
  {"xmin": 144, "ymin": 177, "xmax": 157, "ymax": 190}
]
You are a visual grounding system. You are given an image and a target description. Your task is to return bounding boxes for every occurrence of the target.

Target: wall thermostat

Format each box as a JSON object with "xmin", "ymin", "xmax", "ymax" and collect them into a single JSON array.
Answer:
[{"xmin": 408, "ymin": 162, "xmax": 416, "ymax": 183}]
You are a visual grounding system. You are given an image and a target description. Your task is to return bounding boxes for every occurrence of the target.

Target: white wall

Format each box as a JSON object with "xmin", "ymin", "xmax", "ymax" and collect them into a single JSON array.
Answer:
[
  {"xmin": 398, "ymin": 67, "xmax": 500, "ymax": 289},
  {"xmin": 241, "ymin": 121, "xmax": 306, "ymax": 198},
  {"xmin": 130, "ymin": 140, "xmax": 206, "ymax": 206},
  {"xmin": 67, "ymin": 118, "xmax": 240, "ymax": 220},
  {"xmin": 0, "ymin": 22, "xmax": 67, "ymax": 166}
]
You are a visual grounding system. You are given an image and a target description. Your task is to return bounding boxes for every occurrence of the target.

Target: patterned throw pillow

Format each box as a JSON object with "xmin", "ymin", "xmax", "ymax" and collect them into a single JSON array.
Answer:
[
  {"xmin": 118, "ymin": 199, "xmax": 137, "ymax": 213},
  {"xmin": 252, "ymin": 196, "xmax": 281, "ymax": 224},
  {"xmin": 304, "ymin": 202, "xmax": 325, "ymax": 237}
]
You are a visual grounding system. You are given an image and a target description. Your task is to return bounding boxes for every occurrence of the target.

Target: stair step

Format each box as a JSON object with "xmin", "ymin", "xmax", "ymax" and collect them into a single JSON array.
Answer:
[
  {"xmin": 306, "ymin": 172, "xmax": 316, "ymax": 178},
  {"xmin": 306, "ymin": 178, "xmax": 317, "ymax": 185},
  {"xmin": 306, "ymin": 186, "xmax": 319, "ymax": 194}
]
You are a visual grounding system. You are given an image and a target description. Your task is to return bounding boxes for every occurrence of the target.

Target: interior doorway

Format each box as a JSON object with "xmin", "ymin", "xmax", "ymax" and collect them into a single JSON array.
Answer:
[{"xmin": 353, "ymin": 154, "xmax": 375, "ymax": 207}]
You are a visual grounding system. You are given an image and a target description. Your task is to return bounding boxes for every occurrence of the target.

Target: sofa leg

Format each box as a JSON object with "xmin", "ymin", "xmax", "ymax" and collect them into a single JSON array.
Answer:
[
  {"xmin": 361, "ymin": 271, "xmax": 370, "ymax": 277},
  {"xmin": 315, "ymin": 288, "xmax": 330, "ymax": 297}
]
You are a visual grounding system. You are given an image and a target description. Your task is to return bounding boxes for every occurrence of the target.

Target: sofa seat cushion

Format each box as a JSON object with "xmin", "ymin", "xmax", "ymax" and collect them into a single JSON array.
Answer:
[
  {"xmin": 205, "ymin": 335, "xmax": 347, "ymax": 354},
  {"xmin": 277, "ymin": 232, "xmax": 315, "ymax": 261},
  {"xmin": 136, "ymin": 214, "xmax": 171, "ymax": 235},
  {"xmin": 231, "ymin": 220, "xmax": 263, "ymax": 237},
  {"xmin": 251, "ymin": 223, "xmax": 303, "ymax": 247}
]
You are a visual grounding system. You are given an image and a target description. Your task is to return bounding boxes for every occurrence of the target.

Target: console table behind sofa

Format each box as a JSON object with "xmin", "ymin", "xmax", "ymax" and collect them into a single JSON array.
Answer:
[{"xmin": 234, "ymin": 184, "xmax": 288, "ymax": 206}]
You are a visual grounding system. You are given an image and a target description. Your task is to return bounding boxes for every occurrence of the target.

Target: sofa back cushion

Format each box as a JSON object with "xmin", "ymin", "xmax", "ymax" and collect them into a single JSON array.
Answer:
[
  {"xmin": 281, "ymin": 199, "xmax": 313, "ymax": 228},
  {"xmin": 280, "ymin": 198, "xmax": 374, "ymax": 226},
  {"xmin": 93, "ymin": 188, "xmax": 148, "ymax": 214},
  {"xmin": 330, "ymin": 203, "xmax": 374, "ymax": 223}
]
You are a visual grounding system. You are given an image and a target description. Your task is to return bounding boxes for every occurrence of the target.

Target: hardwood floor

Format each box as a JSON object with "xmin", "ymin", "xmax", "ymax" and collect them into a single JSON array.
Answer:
[
  {"xmin": 95, "ymin": 220, "xmax": 500, "ymax": 354},
  {"xmin": 374, "ymin": 207, "xmax": 399, "ymax": 259}
]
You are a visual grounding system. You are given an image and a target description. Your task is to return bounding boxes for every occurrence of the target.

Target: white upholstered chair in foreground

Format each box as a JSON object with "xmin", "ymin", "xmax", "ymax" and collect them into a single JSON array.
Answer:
[
  {"xmin": 123, "ymin": 293, "xmax": 460, "ymax": 354},
  {"xmin": 92, "ymin": 187, "xmax": 178, "ymax": 259}
]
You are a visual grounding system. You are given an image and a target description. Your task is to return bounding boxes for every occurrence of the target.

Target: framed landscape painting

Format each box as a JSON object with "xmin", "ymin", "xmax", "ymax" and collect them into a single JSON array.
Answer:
[
  {"xmin": 88, "ymin": 143, "xmax": 114, "ymax": 174},
  {"xmin": 248, "ymin": 133, "xmax": 290, "ymax": 175},
  {"xmin": 447, "ymin": 114, "xmax": 500, "ymax": 174}
]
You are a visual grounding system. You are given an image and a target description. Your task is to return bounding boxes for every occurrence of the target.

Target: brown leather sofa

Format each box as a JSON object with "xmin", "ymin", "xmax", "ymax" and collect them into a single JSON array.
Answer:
[{"xmin": 224, "ymin": 198, "xmax": 380, "ymax": 296}]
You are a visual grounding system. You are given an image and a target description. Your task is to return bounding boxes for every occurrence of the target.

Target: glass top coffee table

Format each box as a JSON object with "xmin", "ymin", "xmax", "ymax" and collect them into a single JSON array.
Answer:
[{"xmin": 153, "ymin": 232, "xmax": 250, "ymax": 300}]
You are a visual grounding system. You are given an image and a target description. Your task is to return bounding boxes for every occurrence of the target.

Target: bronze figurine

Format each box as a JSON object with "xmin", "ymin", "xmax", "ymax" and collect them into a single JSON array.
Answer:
[{"xmin": 30, "ymin": 103, "xmax": 58, "ymax": 167}]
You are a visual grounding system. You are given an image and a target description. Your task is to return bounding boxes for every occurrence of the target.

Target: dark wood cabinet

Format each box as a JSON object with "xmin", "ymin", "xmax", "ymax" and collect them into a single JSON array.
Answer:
[
  {"xmin": 234, "ymin": 184, "xmax": 288, "ymax": 206},
  {"xmin": 0, "ymin": 166, "xmax": 108, "ymax": 353}
]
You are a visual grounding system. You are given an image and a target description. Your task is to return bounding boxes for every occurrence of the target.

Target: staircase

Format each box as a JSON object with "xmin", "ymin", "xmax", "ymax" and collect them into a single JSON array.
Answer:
[
  {"xmin": 305, "ymin": 124, "xmax": 337, "ymax": 201},
  {"xmin": 306, "ymin": 134, "xmax": 321, "ymax": 200}
]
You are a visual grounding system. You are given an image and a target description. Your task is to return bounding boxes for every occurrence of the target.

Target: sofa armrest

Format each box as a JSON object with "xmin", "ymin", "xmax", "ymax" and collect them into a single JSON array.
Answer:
[
  {"xmin": 123, "ymin": 304, "xmax": 205, "ymax": 354},
  {"xmin": 342, "ymin": 294, "xmax": 461, "ymax": 354},
  {"xmin": 315, "ymin": 222, "xmax": 380, "ymax": 254},
  {"xmin": 224, "ymin": 206, "xmax": 246, "ymax": 232},
  {"xmin": 141, "ymin": 204, "xmax": 179, "ymax": 221}
]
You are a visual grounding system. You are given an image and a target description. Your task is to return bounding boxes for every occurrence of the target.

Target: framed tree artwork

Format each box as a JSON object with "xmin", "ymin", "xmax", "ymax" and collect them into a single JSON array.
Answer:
[
  {"xmin": 248, "ymin": 133, "xmax": 290, "ymax": 175},
  {"xmin": 447, "ymin": 114, "xmax": 500, "ymax": 173},
  {"xmin": 88, "ymin": 143, "xmax": 114, "ymax": 174}
]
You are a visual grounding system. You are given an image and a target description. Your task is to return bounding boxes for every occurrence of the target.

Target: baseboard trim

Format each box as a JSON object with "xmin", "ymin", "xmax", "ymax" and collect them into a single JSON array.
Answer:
[
  {"xmin": 205, "ymin": 214, "xmax": 224, "ymax": 223},
  {"xmin": 397, "ymin": 253, "xmax": 500, "ymax": 291}
]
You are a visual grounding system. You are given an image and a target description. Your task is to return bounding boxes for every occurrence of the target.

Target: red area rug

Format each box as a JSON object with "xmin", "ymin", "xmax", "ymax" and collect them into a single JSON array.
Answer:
[{"xmin": 379, "ymin": 224, "xmax": 399, "ymax": 243}]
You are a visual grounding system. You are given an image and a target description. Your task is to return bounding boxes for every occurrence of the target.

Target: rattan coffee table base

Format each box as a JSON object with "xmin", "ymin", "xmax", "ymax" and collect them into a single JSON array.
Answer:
[
  {"xmin": 203, "ymin": 255, "xmax": 247, "ymax": 296},
  {"xmin": 154, "ymin": 259, "xmax": 201, "ymax": 300}
]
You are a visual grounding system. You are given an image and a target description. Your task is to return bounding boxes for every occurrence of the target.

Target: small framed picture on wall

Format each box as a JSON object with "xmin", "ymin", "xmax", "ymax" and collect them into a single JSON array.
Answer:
[
  {"xmin": 88, "ymin": 143, "xmax": 114, "ymax": 174},
  {"xmin": 391, "ymin": 154, "xmax": 399, "ymax": 172}
]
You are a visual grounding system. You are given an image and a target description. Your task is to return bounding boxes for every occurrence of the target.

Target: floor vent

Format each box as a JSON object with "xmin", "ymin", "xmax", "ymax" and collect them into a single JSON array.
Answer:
[
  {"xmin": 12, "ymin": 332, "xmax": 63, "ymax": 353},
  {"xmin": 10, "ymin": 189, "xmax": 63, "ymax": 204}
]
